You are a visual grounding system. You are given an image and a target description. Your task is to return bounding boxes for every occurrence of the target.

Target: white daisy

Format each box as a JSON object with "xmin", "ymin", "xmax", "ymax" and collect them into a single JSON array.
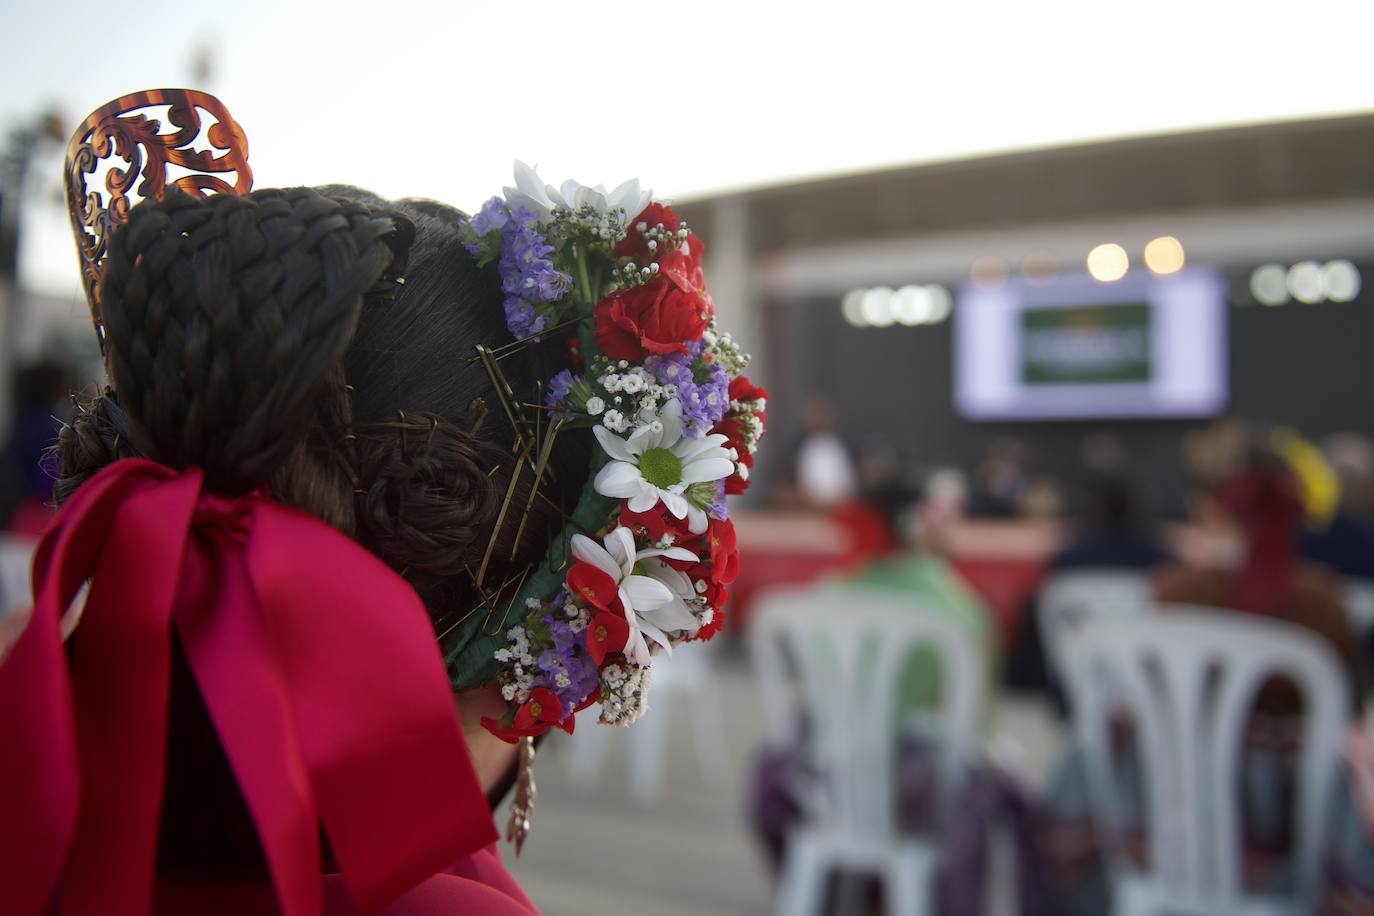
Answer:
[
  {"xmin": 639, "ymin": 557, "xmax": 702, "ymax": 631},
  {"xmin": 593, "ymin": 398, "xmax": 735, "ymax": 524},
  {"xmin": 571, "ymin": 526, "xmax": 699, "ymax": 666},
  {"xmin": 504, "ymin": 161, "xmax": 652, "ymax": 231}
]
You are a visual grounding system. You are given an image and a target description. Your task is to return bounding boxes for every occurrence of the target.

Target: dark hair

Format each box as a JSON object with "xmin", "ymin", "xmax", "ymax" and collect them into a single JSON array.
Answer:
[
  {"xmin": 55, "ymin": 185, "xmax": 589, "ymax": 872},
  {"xmin": 59, "ymin": 185, "xmax": 587, "ymax": 639},
  {"xmin": 1080, "ymin": 471, "xmax": 1143, "ymax": 528}
]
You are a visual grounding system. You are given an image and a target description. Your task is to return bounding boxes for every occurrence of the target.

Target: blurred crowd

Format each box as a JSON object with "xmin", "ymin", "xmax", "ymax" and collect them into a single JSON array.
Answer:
[{"xmin": 740, "ymin": 395, "xmax": 1374, "ymax": 914}]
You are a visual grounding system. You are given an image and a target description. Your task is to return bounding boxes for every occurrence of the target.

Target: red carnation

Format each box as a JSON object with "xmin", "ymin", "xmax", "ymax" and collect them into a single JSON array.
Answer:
[
  {"xmin": 566, "ymin": 562, "xmax": 622, "ymax": 615},
  {"xmin": 729, "ymin": 375, "xmax": 769, "ymax": 415},
  {"xmin": 586, "ymin": 611, "xmax": 631, "ymax": 665},
  {"xmin": 714, "ymin": 416, "xmax": 755, "ymax": 496},
  {"xmin": 594, "ymin": 276, "xmax": 709, "ymax": 362},
  {"xmin": 694, "ymin": 604, "xmax": 726, "ymax": 642},
  {"xmin": 619, "ymin": 504, "xmax": 701, "ymax": 562},
  {"xmin": 515, "ymin": 688, "xmax": 564, "ymax": 731},
  {"xmin": 481, "ymin": 687, "xmax": 576, "ymax": 744},
  {"xmin": 614, "ymin": 202, "xmax": 681, "ymax": 261},
  {"xmin": 706, "ymin": 517, "xmax": 740, "ymax": 585}
]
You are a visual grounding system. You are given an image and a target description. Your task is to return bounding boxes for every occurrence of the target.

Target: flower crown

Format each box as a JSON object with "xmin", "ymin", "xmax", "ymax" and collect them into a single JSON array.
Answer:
[{"xmin": 458, "ymin": 163, "xmax": 768, "ymax": 741}]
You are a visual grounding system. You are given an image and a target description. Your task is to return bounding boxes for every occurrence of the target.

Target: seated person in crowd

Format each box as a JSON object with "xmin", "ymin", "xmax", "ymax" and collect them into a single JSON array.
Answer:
[
  {"xmin": 1300, "ymin": 432, "xmax": 1374, "ymax": 584},
  {"xmin": 1004, "ymin": 471, "xmax": 1173, "ymax": 707},
  {"xmin": 1038, "ymin": 450, "xmax": 1372, "ymax": 916},
  {"xmin": 1155, "ymin": 448, "xmax": 1365, "ymax": 703},
  {"xmin": 750, "ymin": 471, "xmax": 1037, "ymax": 913}
]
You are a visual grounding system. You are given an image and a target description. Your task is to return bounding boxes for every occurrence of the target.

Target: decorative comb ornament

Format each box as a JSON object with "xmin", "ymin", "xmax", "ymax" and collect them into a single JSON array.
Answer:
[{"xmin": 64, "ymin": 89, "xmax": 253, "ymax": 349}]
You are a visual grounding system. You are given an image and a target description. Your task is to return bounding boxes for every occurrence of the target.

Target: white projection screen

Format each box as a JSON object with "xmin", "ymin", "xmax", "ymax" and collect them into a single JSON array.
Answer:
[{"xmin": 954, "ymin": 268, "xmax": 1228, "ymax": 421}]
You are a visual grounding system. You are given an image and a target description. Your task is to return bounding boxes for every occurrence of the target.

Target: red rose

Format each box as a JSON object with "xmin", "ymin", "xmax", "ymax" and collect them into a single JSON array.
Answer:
[
  {"xmin": 586, "ymin": 611, "xmax": 631, "ymax": 665},
  {"xmin": 658, "ymin": 237, "xmax": 709, "ymax": 299},
  {"xmin": 614, "ymin": 202, "xmax": 681, "ymax": 261},
  {"xmin": 594, "ymin": 276, "xmax": 709, "ymax": 361}
]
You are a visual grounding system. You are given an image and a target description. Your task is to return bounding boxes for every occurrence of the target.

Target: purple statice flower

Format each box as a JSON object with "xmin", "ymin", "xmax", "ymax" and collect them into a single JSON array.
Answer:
[
  {"xmin": 646, "ymin": 350, "xmax": 693, "ymax": 390},
  {"xmin": 497, "ymin": 207, "xmax": 571, "ymax": 340},
  {"xmin": 678, "ymin": 361, "xmax": 731, "ymax": 439},
  {"xmin": 469, "ymin": 196, "xmax": 510, "ymax": 236},
  {"xmin": 504, "ymin": 298, "xmax": 547, "ymax": 340},
  {"xmin": 707, "ymin": 478, "xmax": 729, "ymax": 521},
  {"xmin": 536, "ymin": 615, "xmax": 601, "ymax": 716},
  {"xmin": 544, "ymin": 615, "xmax": 577, "ymax": 654},
  {"xmin": 545, "ymin": 369, "xmax": 576, "ymax": 409},
  {"xmin": 647, "ymin": 349, "xmax": 729, "ymax": 437}
]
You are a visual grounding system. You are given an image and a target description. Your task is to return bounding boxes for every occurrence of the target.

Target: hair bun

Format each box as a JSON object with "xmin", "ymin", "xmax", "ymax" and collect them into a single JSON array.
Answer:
[
  {"xmin": 98, "ymin": 187, "xmax": 413, "ymax": 494},
  {"xmin": 351, "ymin": 412, "xmax": 505, "ymax": 589}
]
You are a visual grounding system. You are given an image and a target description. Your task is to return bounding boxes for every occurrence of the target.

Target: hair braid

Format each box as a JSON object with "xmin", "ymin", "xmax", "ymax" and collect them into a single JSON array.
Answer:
[{"xmin": 96, "ymin": 187, "xmax": 412, "ymax": 495}]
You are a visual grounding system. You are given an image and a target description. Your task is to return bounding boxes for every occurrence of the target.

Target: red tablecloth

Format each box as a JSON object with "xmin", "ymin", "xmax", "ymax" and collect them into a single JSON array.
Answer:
[{"xmin": 726, "ymin": 512, "xmax": 1057, "ymax": 646}]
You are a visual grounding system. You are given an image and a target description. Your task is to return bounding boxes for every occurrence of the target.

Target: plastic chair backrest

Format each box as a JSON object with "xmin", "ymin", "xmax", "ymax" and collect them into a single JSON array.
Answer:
[
  {"xmin": 1061, "ymin": 609, "xmax": 1349, "ymax": 911},
  {"xmin": 1347, "ymin": 580, "xmax": 1374, "ymax": 638},
  {"xmin": 0, "ymin": 536, "xmax": 34, "ymax": 617},
  {"xmin": 1039, "ymin": 569, "xmax": 1150, "ymax": 683},
  {"xmin": 749, "ymin": 585, "xmax": 983, "ymax": 843}
]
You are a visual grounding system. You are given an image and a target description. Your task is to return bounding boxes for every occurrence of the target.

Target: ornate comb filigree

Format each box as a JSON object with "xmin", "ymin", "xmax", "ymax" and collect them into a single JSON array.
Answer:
[{"xmin": 64, "ymin": 89, "xmax": 253, "ymax": 347}]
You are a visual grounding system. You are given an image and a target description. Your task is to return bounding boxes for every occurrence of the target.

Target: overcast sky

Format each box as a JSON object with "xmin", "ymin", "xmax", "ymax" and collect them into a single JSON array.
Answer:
[{"xmin": 7, "ymin": 0, "xmax": 1374, "ymax": 296}]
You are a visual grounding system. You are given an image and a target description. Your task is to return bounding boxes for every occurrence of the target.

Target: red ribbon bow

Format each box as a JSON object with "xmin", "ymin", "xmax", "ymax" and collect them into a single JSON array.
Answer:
[{"xmin": 0, "ymin": 459, "xmax": 496, "ymax": 915}]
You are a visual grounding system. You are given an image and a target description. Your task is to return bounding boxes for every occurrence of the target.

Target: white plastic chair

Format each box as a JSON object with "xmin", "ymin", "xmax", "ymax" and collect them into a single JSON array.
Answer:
[
  {"xmin": 565, "ymin": 639, "xmax": 730, "ymax": 803},
  {"xmin": 749, "ymin": 585, "xmax": 983, "ymax": 916},
  {"xmin": 1060, "ymin": 609, "xmax": 1349, "ymax": 916},
  {"xmin": 1346, "ymin": 580, "xmax": 1374, "ymax": 642},
  {"xmin": 1038, "ymin": 569, "xmax": 1150, "ymax": 685},
  {"xmin": 0, "ymin": 535, "xmax": 37, "ymax": 662}
]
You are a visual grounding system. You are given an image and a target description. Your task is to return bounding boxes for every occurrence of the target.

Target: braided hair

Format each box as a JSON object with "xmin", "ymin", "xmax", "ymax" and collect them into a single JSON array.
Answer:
[
  {"xmin": 58, "ymin": 184, "xmax": 588, "ymax": 661},
  {"xmin": 56, "ymin": 184, "xmax": 589, "ymax": 872}
]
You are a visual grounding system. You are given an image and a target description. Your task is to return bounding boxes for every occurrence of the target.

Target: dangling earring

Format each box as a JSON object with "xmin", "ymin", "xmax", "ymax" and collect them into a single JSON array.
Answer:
[{"xmin": 505, "ymin": 735, "xmax": 537, "ymax": 855}]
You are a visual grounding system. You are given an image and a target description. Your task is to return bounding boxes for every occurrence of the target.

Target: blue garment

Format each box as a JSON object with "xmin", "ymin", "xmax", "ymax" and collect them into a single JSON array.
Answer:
[
  {"xmin": 1301, "ymin": 513, "xmax": 1374, "ymax": 583},
  {"xmin": 1004, "ymin": 525, "xmax": 1172, "ymax": 703},
  {"xmin": 1050, "ymin": 526, "xmax": 1173, "ymax": 573}
]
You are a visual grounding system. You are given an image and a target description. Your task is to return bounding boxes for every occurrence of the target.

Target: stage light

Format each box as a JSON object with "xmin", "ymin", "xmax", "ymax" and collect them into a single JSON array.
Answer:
[
  {"xmin": 1287, "ymin": 261, "xmax": 1325, "ymax": 304},
  {"xmin": 841, "ymin": 288, "xmax": 868, "ymax": 326},
  {"xmin": 1250, "ymin": 264, "xmax": 1288, "ymax": 306},
  {"xmin": 861, "ymin": 287, "xmax": 895, "ymax": 326},
  {"xmin": 892, "ymin": 285, "xmax": 933, "ymax": 325},
  {"xmin": 1143, "ymin": 236, "xmax": 1185, "ymax": 275},
  {"xmin": 1086, "ymin": 243, "xmax": 1129, "ymax": 282},
  {"xmin": 926, "ymin": 286, "xmax": 952, "ymax": 324},
  {"xmin": 1323, "ymin": 260, "xmax": 1361, "ymax": 302}
]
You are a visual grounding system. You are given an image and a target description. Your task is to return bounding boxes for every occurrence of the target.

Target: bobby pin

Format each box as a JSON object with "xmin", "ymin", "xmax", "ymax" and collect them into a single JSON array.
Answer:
[
  {"xmin": 480, "ymin": 567, "xmax": 531, "ymax": 637},
  {"xmin": 474, "ymin": 438, "xmax": 533, "ymax": 588},
  {"xmin": 509, "ymin": 416, "xmax": 565, "ymax": 562},
  {"xmin": 470, "ymin": 315, "xmax": 587, "ymax": 364},
  {"xmin": 475, "ymin": 345, "xmax": 545, "ymax": 479},
  {"xmin": 468, "ymin": 398, "xmax": 491, "ymax": 435}
]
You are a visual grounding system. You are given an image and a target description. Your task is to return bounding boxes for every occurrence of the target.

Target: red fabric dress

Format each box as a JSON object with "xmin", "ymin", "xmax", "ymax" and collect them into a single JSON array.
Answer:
[
  {"xmin": 152, "ymin": 845, "xmax": 536, "ymax": 914},
  {"xmin": 0, "ymin": 460, "xmax": 536, "ymax": 914}
]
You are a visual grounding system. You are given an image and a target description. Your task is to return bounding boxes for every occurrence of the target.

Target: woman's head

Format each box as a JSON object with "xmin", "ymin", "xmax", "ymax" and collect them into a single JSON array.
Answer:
[{"xmin": 58, "ymin": 184, "xmax": 587, "ymax": 659}]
